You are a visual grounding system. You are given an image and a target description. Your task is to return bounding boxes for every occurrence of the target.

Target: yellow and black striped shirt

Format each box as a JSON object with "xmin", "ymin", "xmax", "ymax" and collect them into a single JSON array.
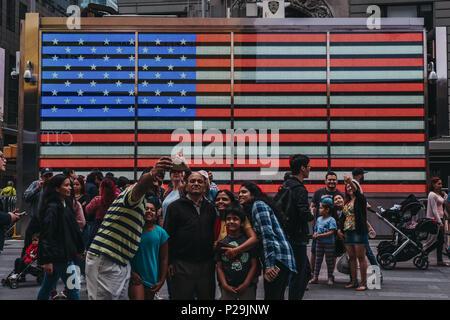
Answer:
[{"xmin": 88, "ymin": 184, "xmax": 146, "ymax": 266}]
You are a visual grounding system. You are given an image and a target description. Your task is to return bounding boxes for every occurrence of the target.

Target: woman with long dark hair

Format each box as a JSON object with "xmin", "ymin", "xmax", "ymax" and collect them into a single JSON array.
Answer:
[
  {"xmin": 37, "ymin": 174, "xmax": 85, "ymax": 300},
  {"xmin": 238, "ymin": 182, "xmax": 296, "ymax": 300},
  {"xmin": 423, "ymin": 177, "xmax": 449, "ymax": 266},
  {"xmin": 86, "ymin": 178, "xmax": 117, "ymax": 246},
  {"xmin": 339, "ymin": 175, "xmax": 368, "ymax": 291},
  {"xmin": 214, "ymin": 190, "xmax": 259, "ymax": 259}
]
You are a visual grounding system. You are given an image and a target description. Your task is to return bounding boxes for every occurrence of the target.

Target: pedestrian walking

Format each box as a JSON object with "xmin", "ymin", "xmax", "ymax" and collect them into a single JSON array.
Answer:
[
  {"xmin": 22, "ymin": 167, "xmax": 54, "ymax": 256},
  {"xmin": 0, "ymin": 149, "xmax": 21, "ymax": 253},
  {"xmin": 309, "ymin": 198, "xmax": 337, "ymax": 286},
  {"xmin": 164, "ymin": 172, "xmax": 217, "ymax": 300},
  {"xmin": 239, "ymin": 182, "xmax": 296, "ymax": 300},
  {"xmin": 36, "ymin": 174, "xmax": 85, "ymax": 300},
  {"xmin": 339, "ymin": 175, "xmax": 368, "ymax": 291},
  {"xmin": 422, "ymin": 177, "xmax": 450, "ymax": 266},
  {"xmin": 129, "ymin": 197, "xmax": 169, "ymax": 300},
  {"xmin": 216, "ymin": 206, "xmax": 258, "ymax": 300},
  {"xmin": 85, "ymin": 156, "xmax": 172, "ymax": 300},
  {"xmin": 309, "ymin": 171, "xmax": 343, "ymax": 276},
  {"xmin": 0, "ymin": 181, "xmax": 16, "ymax": 196},
  {"xmin": 85, "ymin": 170, "xmax": 103, "ymax": 202},
  {"xmin": 278, "ymin": 154, "xmax": 314, "ymax": 300},
  {"xmin": 85, "ymin": 178, "xmax": 117, "ymax": 247}
]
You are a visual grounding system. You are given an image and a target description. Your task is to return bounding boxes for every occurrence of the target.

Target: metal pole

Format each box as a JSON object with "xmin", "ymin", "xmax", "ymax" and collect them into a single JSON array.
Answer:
[
  {"xmin": 30, "ymin": 0, "xmax": 36, "ymax": 13},
  {"xmin": 202, "ymin": 0, "xmax": 206, "ymax": 17}
]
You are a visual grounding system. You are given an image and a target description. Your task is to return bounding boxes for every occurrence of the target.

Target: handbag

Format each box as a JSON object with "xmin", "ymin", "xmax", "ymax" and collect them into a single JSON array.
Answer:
[{"xmin": 337, "ymin": 253, "xmax": 350, "ymax": 275}]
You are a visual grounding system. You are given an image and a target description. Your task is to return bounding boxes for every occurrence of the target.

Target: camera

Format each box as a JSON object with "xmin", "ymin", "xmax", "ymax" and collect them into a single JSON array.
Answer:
[
  {"xmin": 23, "ymin": 69, "xmax": 32, "ymax": 82},
  {"xmin": 23, "ymin": 61, "xmax": 34, "ymax": 83},
  {"xmin": 10, "ymin": 68, "xmax": 19, "ymax": 80}
]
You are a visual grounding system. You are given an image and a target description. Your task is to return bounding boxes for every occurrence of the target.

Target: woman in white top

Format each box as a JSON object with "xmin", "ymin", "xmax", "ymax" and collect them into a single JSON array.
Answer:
[{"xmin": 423, "ymin": 177, "xmax": 449, "ymax": 266}]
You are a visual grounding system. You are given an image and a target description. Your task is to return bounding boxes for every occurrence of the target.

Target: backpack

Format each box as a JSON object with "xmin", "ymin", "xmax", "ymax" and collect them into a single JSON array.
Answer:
[{"xmin": 273, "ymin": 184, "xmax": 301, "ymax": 241}]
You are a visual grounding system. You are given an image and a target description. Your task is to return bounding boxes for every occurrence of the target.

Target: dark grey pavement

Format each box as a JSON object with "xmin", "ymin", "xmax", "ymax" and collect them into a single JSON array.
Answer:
[{"xmin": 1, "ymin": 239, "xmax": 449, "ymax": 300}]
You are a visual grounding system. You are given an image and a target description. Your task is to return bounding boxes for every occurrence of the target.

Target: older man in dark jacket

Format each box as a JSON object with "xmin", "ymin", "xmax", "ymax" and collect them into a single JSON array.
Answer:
[{"xmin": 164, "ymin": 172, "xmax": 217, "ymax": 300}]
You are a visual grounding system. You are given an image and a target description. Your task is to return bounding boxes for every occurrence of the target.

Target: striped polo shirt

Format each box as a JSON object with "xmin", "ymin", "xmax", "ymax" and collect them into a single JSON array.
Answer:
[{"xmin": 88, "ymin": 184, "xmax": 146, "ymax": 266}]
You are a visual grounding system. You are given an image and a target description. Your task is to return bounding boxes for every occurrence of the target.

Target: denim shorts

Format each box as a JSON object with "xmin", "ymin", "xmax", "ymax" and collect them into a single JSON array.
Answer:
[{"xmin": 344, "ymin": 230, "xmax": 366, "ymax": 245}]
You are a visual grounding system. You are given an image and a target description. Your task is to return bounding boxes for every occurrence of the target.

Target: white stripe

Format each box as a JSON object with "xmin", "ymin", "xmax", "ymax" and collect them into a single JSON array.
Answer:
[
  {"xmin": 196, "ymin": 96, "xmax": 231, "ymax": 105},
  {"xmin": 139, "ymin": 120, "xmax": 231, "ymax": 130},
  {"xmin": 196, "ymin": 71, "xmax": 231, "ymax": 80},
  {"xmin": 331, "ymin": 95, "xmax": 424, "ymax": 105},
  {"xmin": 235, "ymin": 46, "xmax": 326, "ymax": 55},
  {"xmin": 196, "ymin": 46, "xmax": 231, "ymax": 55},
  {"xmin": 235, "ymin": 71, "xmax": 326, "ymax": 81},
  {"xmin": 331, "ymin": 70, "xmax": 423, "ymax": 80},
  {"xmin": 41, "ymin": 146, "xmax": 134, "ymax": 155},
  {"xmin": 235, "ymin": 96, "xmax": 327, "ymax": 105},
  {"xmin": 235, "ymin": 120, "xmax": 327, "ymax": 130},
  {"xmin": 331, "ymin": 120, "xmax": 424, "ymax": 130},
  {"xmin": 41, "ymin": 121, "xmax": 135, "ymax": 130},
  {"xmin": 331, "ymin": 146, "xmax": 425, "ymax": 155},
  {"xmin": 330, "ymin": 45, "xmax": 423, "ymax": 55}
]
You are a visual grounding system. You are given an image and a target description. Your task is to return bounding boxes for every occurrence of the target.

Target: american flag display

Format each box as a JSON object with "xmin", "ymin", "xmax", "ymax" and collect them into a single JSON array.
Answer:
[{"xmin": 39, "ymin": 31, "xmax": 426, "ymax": 194}]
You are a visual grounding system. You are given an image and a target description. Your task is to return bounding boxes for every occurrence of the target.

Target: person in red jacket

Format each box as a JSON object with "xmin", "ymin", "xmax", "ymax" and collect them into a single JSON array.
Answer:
[{"xmin": 85, "ymin": 178, "xmax": 117, "ymax": 247}]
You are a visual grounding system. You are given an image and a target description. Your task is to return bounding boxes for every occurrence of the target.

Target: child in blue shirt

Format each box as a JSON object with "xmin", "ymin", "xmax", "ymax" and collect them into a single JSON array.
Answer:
[
  {"xmin": 129, "ymin": 198, "xmax": 169, "ymax": 300},
  {"xmin": 309, "ymin": 198, "xmax": 337, "ymax": 286}
]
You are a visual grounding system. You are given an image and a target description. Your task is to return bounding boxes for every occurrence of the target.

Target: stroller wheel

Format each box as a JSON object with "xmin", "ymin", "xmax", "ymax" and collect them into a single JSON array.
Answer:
[
  {"xmin": 9, "ymin": 280, "xmax": 18, "ymax": 289},
  {"xmin": 413, "ymin": 256, "xmax": 429, "ymax": 270},
  {"xmin": 379, "ymin": 253, "xmax": 397, "ymax": 270}
]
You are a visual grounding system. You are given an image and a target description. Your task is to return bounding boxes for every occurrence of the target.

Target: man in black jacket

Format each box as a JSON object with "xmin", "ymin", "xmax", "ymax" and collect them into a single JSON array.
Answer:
[
  {"xmin": 164, "ymin": 172, "xmax": 217, "ymax": 300},
  {"xmin": 285, "ymin": 154, "xmax": 314, "ymax": 300}
]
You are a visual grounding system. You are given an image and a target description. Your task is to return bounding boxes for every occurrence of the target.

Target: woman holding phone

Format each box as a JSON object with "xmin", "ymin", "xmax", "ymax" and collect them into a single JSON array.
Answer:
[{"xmin": 238, "ymin": 182, "xmax": 296, "ymax": 300}]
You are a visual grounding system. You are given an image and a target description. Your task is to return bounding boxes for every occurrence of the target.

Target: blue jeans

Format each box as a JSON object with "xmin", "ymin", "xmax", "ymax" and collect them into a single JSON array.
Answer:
[
  {"xmin": 364, "ymin": 235, "xmax": 378, "ymax": 266},
  {"xmin": 37, "ymin": 261, "xmax": 80, "ymax": 300}
]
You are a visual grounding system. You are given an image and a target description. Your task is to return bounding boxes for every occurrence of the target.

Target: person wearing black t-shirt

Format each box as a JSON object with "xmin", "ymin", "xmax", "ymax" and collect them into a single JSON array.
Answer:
[{"xmin": 309, "ymin": 172, "xmax": 344, "ymax": 276}]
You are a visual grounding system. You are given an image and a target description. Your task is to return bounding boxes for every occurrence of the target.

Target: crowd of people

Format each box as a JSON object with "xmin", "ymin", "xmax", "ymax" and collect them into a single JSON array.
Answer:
[{"xmin": 2, "ymin": 151, "xmax": 450, "ymax": 300}]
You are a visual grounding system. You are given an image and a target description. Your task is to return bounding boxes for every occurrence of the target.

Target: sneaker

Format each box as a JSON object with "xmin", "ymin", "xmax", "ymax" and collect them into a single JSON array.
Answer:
[{"xmin": 154, "ymin": 292, "xmax": 163, "ymax": 300}]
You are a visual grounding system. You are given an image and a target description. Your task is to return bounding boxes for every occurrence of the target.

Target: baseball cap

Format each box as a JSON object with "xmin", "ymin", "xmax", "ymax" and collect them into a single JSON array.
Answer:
[
  {"xmin": 352, "ymin": 168, "xmax": 368, "ymax": 176},
  {"xmin": 40, "ymin": 167, "xmax": 53, "ymax": 177},
  {"xmin": 198, "ymin": 170, "xmax": 209, "ymax": 180}
]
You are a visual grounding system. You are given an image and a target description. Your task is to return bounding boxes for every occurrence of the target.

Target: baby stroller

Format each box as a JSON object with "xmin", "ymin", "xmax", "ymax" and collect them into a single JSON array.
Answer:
[
  {"xmin": 1, "ymin": 255, "xmax": 44, "ymax": 289},
  {"xmin": 373, "ymin": 194, "xmax": 437, "ymax": 270}
]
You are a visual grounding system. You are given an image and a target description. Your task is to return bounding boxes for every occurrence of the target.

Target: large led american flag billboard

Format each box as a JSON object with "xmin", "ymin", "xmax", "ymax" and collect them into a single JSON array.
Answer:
[{"xmin": 39, "ymin": 31, "xmax": 426, "ymax": 194}]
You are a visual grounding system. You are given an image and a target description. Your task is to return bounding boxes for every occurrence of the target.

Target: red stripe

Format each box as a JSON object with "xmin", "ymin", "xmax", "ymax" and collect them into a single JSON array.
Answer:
[
  {"xmin": 196, "ymin": 34, "xmax": 231, "ymax": 42},
  {"xmin": 197, "ymin": 59, "xmax": 231, "ymax": 67},
  {"xmin": 331, "ymin": 58, "xmax": 423, "ymax": 67},
  {"xmin": 235, "ymin": 83, "xmax": 326, "ymax": 93},
  {"xmin": 40, "ymin": 133, "xmax": 134, "ymax": 143},
  {"xmin": 330, "ymin": 33, "xmax": 423, "ymax": 42},
  {"xmin": 330, "ymin": 108, "xmax": 424, "ymax": 117},
  {"xmin": 196, "ymin": 84, "xmax": 231, "ymax": 92},
  {"xmin": 234, "ymin": 34, "xmax": 326, "ymax": 42},
  {"xmin": 138, "ymin": 133, "xmax": 327, "ymax": 143},
  {"xmin": 331, "ymin": 83, "xmax": 424, "ymax": 92},
  {"xmin": 235, "ymin": 59, "xmax": 326, "ymax": 68},
  {"xmin": 235, "ymin": 108, "xmax": 327, "ymax": 117},
  {"xmin": 331, "ymin": 158, "xmax": 426, "ymax": 168},
  {"xmin": 40, "ymin": 158, "xmax": 135, "ymax": 168},
  {"xmin": 331, "ymin": 133, "xmax": 425, "ymax": 143}
]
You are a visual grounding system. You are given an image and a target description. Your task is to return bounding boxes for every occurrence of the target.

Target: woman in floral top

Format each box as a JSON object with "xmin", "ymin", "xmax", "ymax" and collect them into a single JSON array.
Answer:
[{"xmin": 337, "ymin": 175, "xmax": 368, "ymax": 291}]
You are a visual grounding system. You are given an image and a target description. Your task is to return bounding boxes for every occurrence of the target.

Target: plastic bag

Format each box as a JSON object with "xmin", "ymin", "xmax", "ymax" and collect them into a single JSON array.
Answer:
[{"xmin": 337, "ymin": 253, "xmax": 350, "ymax": 275}]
